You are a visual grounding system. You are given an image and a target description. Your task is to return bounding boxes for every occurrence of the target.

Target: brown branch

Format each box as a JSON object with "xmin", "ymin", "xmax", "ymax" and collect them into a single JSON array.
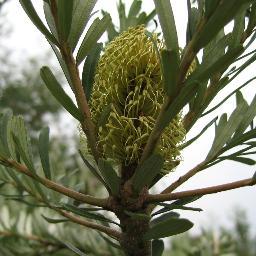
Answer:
[
  {"xmin": 57, "ymin": 209, "xmax": 121, "ymax": 240},
  {"xmin": 3, "ymin": 159, "xmax": 108, "ymax": 208},
  {"xmin": 146, "ymin": 177, "xmax": 256, "ymax": 203},
  {"xmin": 160, "ymin": 161, "xmax": 207, "ymax": 195}
]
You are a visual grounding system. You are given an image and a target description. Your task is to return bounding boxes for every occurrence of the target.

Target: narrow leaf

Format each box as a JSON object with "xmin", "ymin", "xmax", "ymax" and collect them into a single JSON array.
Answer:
[
  {"xmin": 19, "ymin": 0, "xmax": 58, "ymax": 45},
  {"xmin": 39, "ymin": 127, "xmax": 51, "ymax": 179},
  {"xmin": 144, "ymin": 218, "xmax": 193, "ymax": 240},
  {"xmin": 40, "ymin": 66, "xmax": 83, "ymax": 121},
  {"xmin": 42, "ymin": 214, "xmax": 69, "ymax": 223},
  {"xmin": 153, "ymin": 0, "xmax": 179, "ymax": 53},
  {"xmin": 181, "ymin": 116, "xmax": 218, "ymax": 149},
  {"xmin": 161, "ymin": 49, "xmax": 179, "ymax": 98},
  {"xmin": 68, "ymin": 0, "xmax": 97, "ymax": 50},
  {"xmin": 82, "ymin": 43, "xmax": 102, "ymax": 101},
  {"xmin": 195, "ymin": 0, "xmax": 252, "ymax": 50},
  {"xmin": 152, "ymin": 239, "xmax": 164, "ymax": 256},
  {"xmin": 57, "ymin": 0, "xmax": 73, "ymax": 40},
  {"xmin": 63, "ymin": 242, "xmax": 86, "ymax": 256},
  {"xmin": 226, "ymin": 156, "xmax": 255, "ymax": 165},
  {"xmin": 132, "ymin": 154, "xmax": 164, "ymax": 192},
  {"xmin": 98, "ymin": 159, "xmax": 120, "ymax": 195},
  {"xmin": 76, "ymin": 14, "xmax": 111, "ymax": 65}
]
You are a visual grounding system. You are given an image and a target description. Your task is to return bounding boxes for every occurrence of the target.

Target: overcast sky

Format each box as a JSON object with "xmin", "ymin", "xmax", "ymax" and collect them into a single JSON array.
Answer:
[{"xmin": 2, "ymin": 0, "xmax": 256, "ymax": 234}]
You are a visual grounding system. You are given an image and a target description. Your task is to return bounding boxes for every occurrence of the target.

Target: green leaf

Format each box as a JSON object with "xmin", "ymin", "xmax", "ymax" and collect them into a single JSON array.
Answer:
[
  {"xmin": 181, "ymin": 116, "xmax": 218, "ymax": 149},
  {"xmin": 63, "ymin": 242, "xmax": 86, "ymax": 256},
  {"xmin": 57, "ymin": 0, "xmax": 73, "ymax": 40},
  {"xmin": 118, "ymin": 0, "xmax": 127, "ymax": 32},
  {"xmin": 40, "ymin": 66, "xmax": 83, "ymax": 121},
  {"xmin": 205, "ymin": 0, "xmax": 220, "ymax": 18},
  {"xmin": 235, "ymin": 94, "xmax": 256, "ymax": 135},
  {"xmin": 78, "ymin": 150, "xmax": 107, "ymax": 187},
  {"xmin": 68, "ymin": 0, "xmax": 97, "ymax": 50},
  {"xmin": 132, "ymin": 154, "xmax": 164, "ymax": 192},
  {"xmin": 128, "ymin": 0, "xmax": 142, "ymax": 20},
  {"xmin": 152, "ymin": 239, "xmax": 164, "ymax": 256},
  {"xmin": 48, "ymin": 41, "xmax": 72, "ymax": 87},
  {"xmin": 229, "ymin": 6, "xmax": 246, "ymax": 49},
  {"xmin": 159, "ymin": 80, "xmax": 200, "ymax": 131},
  {"xmin": 195, "ymin": 0, "xmax": 252, "ymax": 50},
  {"xmin": 151, "ymin": 212, "xmax": 180, "ymax": 225},
  {"xmin": 192, "ymin": 46, "xmax": 244, "ymax": 83},
  {"xmin": 82, "ymin": 43, "xmax": 102, "ymax": 101},
  {"xmin": 97, "ymin": 104, "xmax": 112, "ymax": 128},
  {"xmin": 224, "ymin": 156, "xmax": 255, "ymax": 165},
  {"xmin": 76, "ymin": 14, "xmax": 111, "ymax": 65},
  {"xmin": 42, "ymin": 214, "xmax": 69, "ymax": 223},
  {"xmin": 39, "ymin": 127, "xmax": 51, "ymax": 180},
  {"xmin": 153, "ymin": 0, "xmax": 179, "ymax": 53},
  {"xmin": 0, "ymin": 111, "xmax": 12, "ymax": 157},
  {"xmin": 63, "ymin": 204, "xmax": 119, "ymax": 226},
  {"xmin": 247, "ymin": 3, "xmax": 256, "ymax": 33},
  {"xmin": 169, "ymin": 195, "xmax": 202, "ymax": 207},
  {"xmin": 144, "ymin": 218, "xmax": 193, "ymax": 240},
  {"xmin": 12, "ymin": 133, "xmax": 35, "ymax": 174},
  {"xmin": 124, "ymin": 210, "xmax": 151, "ymax": 221},
  {"xmin": 207, "ymin": 92, "xmax": 248, "ymax": 160},
  {"xmin": 161, "ymin": 49, "xmax": 179, "ymax": 98},
  {"xmin": 186, "ymin": 7, "xmax": 200, "ymax": 43},
  {"xmin": 19, "ymin": 0, "xmax": 58, "ymax": 45},
  {"xmin": 98, "ymin": 159, "xmax": 120, "ymax": 195},
  {"xmin": 43, "ymin": 1, "xmax": 58, "ymax": 40}
]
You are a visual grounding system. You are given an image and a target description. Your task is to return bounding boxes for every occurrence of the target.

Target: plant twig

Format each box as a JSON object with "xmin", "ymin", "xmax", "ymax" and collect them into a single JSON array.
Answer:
[
  {"xmin": 2, "ymin": 159, "xmax": 108, "ymax": 208},
  {"xmin": 146, "ymin": 177, "xmax": 256, "ymax": 203},
  {"xmin": 160, "ymin": 161, "xmax": 207, "ymax": 194},
  {"xmin": 57, "ymin": 209, "xmax": 121, "ymax": 240}
]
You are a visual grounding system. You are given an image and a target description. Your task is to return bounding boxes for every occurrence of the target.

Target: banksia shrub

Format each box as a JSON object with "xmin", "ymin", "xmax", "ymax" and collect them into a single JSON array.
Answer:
[{"xmin": 90, "ymin": 26, "xmax": 186, "ymax": 169}]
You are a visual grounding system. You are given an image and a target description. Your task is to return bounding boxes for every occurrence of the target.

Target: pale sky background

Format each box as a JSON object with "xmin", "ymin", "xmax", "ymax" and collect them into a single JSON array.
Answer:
[{"xmin": 1, "ymin": 0, "xmax": 256, "ymax": 235}]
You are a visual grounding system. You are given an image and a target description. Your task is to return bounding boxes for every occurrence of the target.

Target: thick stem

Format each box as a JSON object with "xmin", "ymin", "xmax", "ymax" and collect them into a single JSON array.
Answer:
[{"xmin": 119, "ymin": 213, "xmax": 151, "ymax": 256}]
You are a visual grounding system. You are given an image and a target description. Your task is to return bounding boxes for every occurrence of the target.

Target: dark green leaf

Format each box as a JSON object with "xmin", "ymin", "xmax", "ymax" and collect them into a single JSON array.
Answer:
[
  {"xmin": 40, "ymin": 66, "xmax": 83, "ymax": 121},
  {"xmin": 68, "ymin": 0, "xmax": 97, "ymax": 50},
  {"xmin": 97, "ymin": 104, "xmax": 112, "ymax": 127},
  {"xmin": 0, "ymin": 111, "xmax": 12, "ymax": 157},
  {"xmin": 76, "ymin": 14, "xmax": 111, "ymax": 65},
  {"xmin": 98, "ymin": 159, "xmax": 120, "ymax": 195},
  {"xmin": 19, "ymin": 0, "xmax": 58, "ymax": 45},
  {"xmin": 78, "ymin": 150, "xmax": 107, "ymax": 187},
  {"xmin": 82, "ymin": 43, "xmax": 102, "ymax": 101},
  {"xmin": 39, "ymin": 127, "xmax": 51, "ymax": 179},
  {"xmin": 195, "ymin": 0, "xmax": 252, "ymax": 50},
  {"xmin": 181, "ymin": 116, "xmax": 218, "ymax": 149},
  {"xmin": 43, "ymin": 1, "xmax": 58, "ymax": 40},
  {"xmin": 161, "ymin": 49, "xmax": 179, "ymax": 98},
  {"xmin": 48, "ymin": 41, "xmax": 72, "ymax": 87},
  {"xmin": 186, "ymin": 7, "xmax": 200, "ymax": 43},
  {"xmin": 144, "ymin": 218, "xmax": 193, "ymax": 240},
  {"xmin": 247, "ymin": 3, "xmax": 256, "ymax": 33},
  {"xmin": 205, "ymin": 0, "xmax": 220, "ymax": 18},
  {"xmin": 152, "ymin": 239, "xmax": 164, "ymax": 256},
  {"xmin": 57, "ymin": 0, "xmax": 73, "ymax": 40},
  {"xmin": 128, "ymin": 0, "xmax": 142, "ymax": 20},
  {"xmin": 132, "ymin": 154, "xmax": 164, "ymax": 192},
  {"xmin": 124, "ymin": 210, "xmax": 151, "ymax": 220},
  {"xmin": 225, "ymin": 156, "xmax": 255, "ymax": 165},
  {"xmin": 153, "ymin": 0, "xmax": 179, "ymax": 53},
  {"xmin": 159, "ymin": 80, "xmax": 200, "ymax": 131},
  {"xmin": 118, "ymin": 0, "xmax": 127, "ymax": 32},
  {"xmin": 63, "ymin": 242, "xmax": 86, "ymax": 256},
  {"xmin": 151, "ymin": 212, "xmax": 180, "ymax": 226},
  {"xmin": 168, "ymin": 195, "xmax": 202, "ymax": 207},
  {"xmin": 42, "ymin": 214, "xmax": 69, "ymax": 223},
  {"xmin": 63, "ymin": 204, "xmax": 119, "ymax": 225}
]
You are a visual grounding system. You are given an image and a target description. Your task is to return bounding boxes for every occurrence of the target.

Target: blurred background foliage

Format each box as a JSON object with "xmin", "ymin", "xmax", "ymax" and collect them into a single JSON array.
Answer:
[{"xmin": 0, "ymin": 0, "xmax": 255, "ymax": 255}]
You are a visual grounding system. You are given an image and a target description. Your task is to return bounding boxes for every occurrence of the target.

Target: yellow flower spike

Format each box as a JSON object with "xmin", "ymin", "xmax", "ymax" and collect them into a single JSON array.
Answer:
[{"xmin": 89, "ymin": 26, "xmax": 187, "ymax": 170}]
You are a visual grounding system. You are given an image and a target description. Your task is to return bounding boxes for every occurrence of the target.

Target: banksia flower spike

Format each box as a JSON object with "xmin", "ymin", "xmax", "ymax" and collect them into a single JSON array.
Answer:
[{"xmin": 90, "ymin": 26, "xmax": 186, "ymax": 170}]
